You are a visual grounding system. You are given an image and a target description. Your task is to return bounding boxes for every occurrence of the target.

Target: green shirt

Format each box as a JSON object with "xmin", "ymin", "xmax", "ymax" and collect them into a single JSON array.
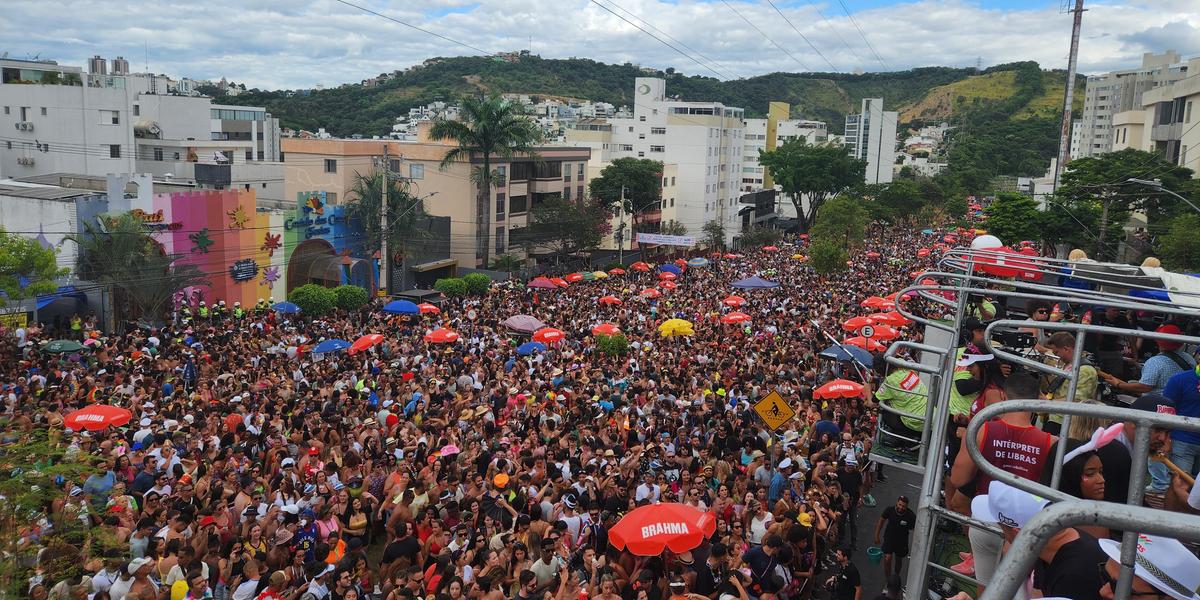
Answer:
[
  {"xmin": 1047, "ymin": 365, "xmax": 1098, "ymax": 424},
  {"xmin": 949, "ymin": 369, "xmax": 977, "ymax": 417},
  {"xmin": 876, "ymin": 368, "xmax": 929, "ymax": 431}
]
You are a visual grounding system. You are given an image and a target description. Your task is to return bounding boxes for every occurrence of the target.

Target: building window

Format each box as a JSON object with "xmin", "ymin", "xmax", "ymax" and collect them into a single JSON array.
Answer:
[
  {"xmin": 563, "ymin": 187, "xmax": 571, "ymax": 201},
  {"xmin": 639, "ymin": 116, "xmax": 646, "ymax": 122},
  {"xmin": 133, "ymin": 105, "xmax": 140, "ymax": 116},
  {"xmin": 262, "ymin": 183, "xmax": 267, "ymax": 188},
  {"xmin": 628, "ymin": 127, "xmax": 634, "ymax": 132},
  {"xmin": 650, "ymin": 145, "xmax": 664, "ymax": 152},
  {"xmin": 109, "ymin": 144, "xmax": 121, "ymax": 158},
  {"xmin": 2, "ymin": 107, "xmax": 7, "ymax": 115},
  {"xmin": 651, "ymin": 127, "xmax": 666, "ymax": 134},
  {"xmin": 577, "ymin": 163, "xmax": 583, "ymax": 177},
  {"xmin": 495, "ymin": 227, "xmax": 505, "ymax": 254},
  {"xmin": 564, "ymin": 167, "xmax": 572, "ymax": 182},
  {"xmin": 389, "ymin": 159, "xmax": 401, "ymax": 172},
  {"xmin": 5, "ymin": 141, "xmax": 10, "ymax": 149},
  {"xmin": 639, "ymin": 133, "xmax": 646, "ymax": 140},
  {"xmin": 663, "ymin": 177, "xmax": 668, "ymax": 187},
  {"xmin": 671, "ymin": 176, "xmax": 675, "ymax": 185},
  {"xmin": 638, "ymin": 152, "xmax": 644, "ymax": 157},
  {"xmin": 40, "ymin": 107, "xmax": 47, "ymax": 116},
  {"xmin": 510, "ymin": 195, "xmax": 527, "ymax": 214},
  {"xmin": 496, "ymin": 166, "xmax": 507, "ymax": 186},
  {"xmin": 245, "ymin": 151, "xmax": 253, "ymax": 161},
  {"xmin": 409, "ymin": 164, "xmax": 424, "ymax": 179},
  {"xmin": 154, "ymin": 147, "xmax": 163, "ymax": 161},
  {"xmin": 257, "ymin": 151, "xmax": 264, "ymax": 161},
  {"xmin": 496, "ymin": 193, "xmax": 506, "ymax": 221},
  {"xmin": 108, "ymin": 110, "xmax": 120, "ymax": 125},
  {"xmin": 244, "ymin": 184, "xmax": 251, "ymax": 191},
  {"xmin": 324, "ymin": 159, "xmax": 337, "ymax": 173},
  {"xmin": 670, "ymin": 198, "xmax": 674, "ymax": 207},
  {"xmin": 577, "ymin": 185, "xmax": 584, "ymax": 200},
  {"xmin": 619, "ymin": 144, "xmax": 634, "ymax": 151}
]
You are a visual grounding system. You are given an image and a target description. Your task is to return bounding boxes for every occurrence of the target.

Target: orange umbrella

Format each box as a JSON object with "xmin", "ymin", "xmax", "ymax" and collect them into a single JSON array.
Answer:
[
  {"xmin": 722, "ymin": 295, "xmax": 746, "ymax": 307},
  {"xmin": 418, "ymin": 302, "xmax": 441, "ymax": 314},
  {"xmin": 866, "ymin": 251, "xmax": 881, "ymax": 259},
  {"xmin": 630, "ymin": 261, "xmax": 651, "ymax": 272},
  {"xmin": 550, "ymin": 277, "xmax": 569, "ymax": 288},
  {"xmin": 350, "ymin": 333, "xmax": 384, "ymax": 354},
  {"xmin": 592, "ymin": 323, "xmax": 622, "ymax": 336},
  {"xmin": 609, "ymin": 503, "xmax": 716, "ymax": 556},
  {"xmin": 917, "ymin": 248, "xmax": 930, "ymax": 257},
  {"xmin": 533, "ymin": 327, "xmax": 566, "ymax": 344},
  {"xmin": 65, "ymin": 405, "xmax": 133, "ymax": 431},
  {"xmin": 720, "ymin": 312, "xmax": 751, "ymax": 324},
  {"xmin": 868, "ymin": 312, "xmax": 910, "ymax": 327},
  {"xmin": 867, "ymin": 325, "xmax": 900, "ymax": 341},
  {"xmin": 598, "ymin": 295, "xmax": 623, "ymax": 306},
  {"xmin": 762, "ymin": 245, "xmax": 779, "ymax": 252},
  {"xmin": 842, "ymin": 316, "xmax": 876, "ymax": 332},
  {"xmin": 640, "ymin": 288, "xmax": 662, "ymax": 299},
  {"xmin": 608, "ymin": 267, "xmax": 626, "ymax": 276},
  {"xmin": 659, "ymin": 281, "xmax": 678, "ymax": 290},
  {"xmin": 723, "ymin": 253, "xmax": 739, "ymax": 259},
  {"xmin": 861, "ymin": 296, "xmax": 894, "ymax": 310},
  {"xmin": 843, "ymin": 336, "xmax": 887, "ymax": 352},
  {"xmin": 813, "ymin": 379, "xmax": 864, "ymax": 400},
  {"xmin": 424, "ymin": 328, "xmax": 460, "ymax": 344},
  {"xmin": 674, "ymin": 258, "xmax": 688, "ymax": 266},
  {"xmin": 566, "ymin": 273, "xmax": 585, "ymax": 283},
  {"xmin": 658, "ymin": 271, "xmax": 677, "ymax": 281}
]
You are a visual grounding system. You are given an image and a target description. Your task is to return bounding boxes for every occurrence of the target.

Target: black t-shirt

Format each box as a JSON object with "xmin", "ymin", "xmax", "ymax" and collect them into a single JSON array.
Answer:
[
  {"xmin": 1033, "ymin": 529, "xmax": 1106, "ymax": 600},
  {"xmin": 880, "ymin": 506, "xmax": 915, "ymax": 546},
  {"xmin": 1089, "ymin": 314, "xmax": 1131, "ymax": 352},
  {"xmin": 834, "ymin": 562, "xmax": 861, "ymax": 600},
  {"xmin": 837, "ymin": 469, "xmax": 863, "ymax": 504},
  {"xmin": 382, "ymin": 535, "xmax": 420, "ymax": 565}
]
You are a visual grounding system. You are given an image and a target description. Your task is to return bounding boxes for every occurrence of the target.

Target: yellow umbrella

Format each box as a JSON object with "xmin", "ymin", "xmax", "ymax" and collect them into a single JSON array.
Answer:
[
  {"xmin": 592, "ymin": 270, "xmax": 609, "ymax": 279},
  {"xmin": 791, "ymin": 253, "xmax": 805, "ymax": 260},
  {"xmin": 658, "ymin": 318, "xmax": 695, "ymax": 337}
]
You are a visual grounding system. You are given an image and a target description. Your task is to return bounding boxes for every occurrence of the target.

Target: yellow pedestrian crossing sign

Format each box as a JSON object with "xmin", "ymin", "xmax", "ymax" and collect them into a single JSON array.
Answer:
[{"xmin": 753, "ymin": 390, "xmax": 795, "ymax": 430}]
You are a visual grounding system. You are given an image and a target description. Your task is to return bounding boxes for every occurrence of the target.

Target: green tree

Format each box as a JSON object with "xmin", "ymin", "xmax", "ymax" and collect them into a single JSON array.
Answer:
[
  {"xmin": 983, "ymin": 193, "xmax": 1043, "ymax": 245},
  {"xmin": 1056, "ymin": 148, "xmax": 1194, "ymax": 259},
  {"xmin": 462, "ymin": 272, "xmax": 492, "ymax": 295},
  {"xmin": 658, "ymin": 220, "xmax": 688, "ymax": 236},
  {"xmin": 596, "ymin": 333, "xmax": 630, "ymax": 357},
  {"xmin": 808, "ymin": 239, "xmax": 849, "ymax": 275},
  {"xmin": 344, "ymin": 171, "xmax": 429, "ymax": 276},
  {"xmin": 1039, "ymin": 194, "xmax": 1103, "ymax": 252},
  {"xmin": 288, "ymin": 283, "xmax": 338, "ymax": 316},
  {"xmin": 429, "ymin": 93, "xmax": 542, "ymax": 265},
  {"xmin": 490, "ymin": 254, "xmax": 523, "ymax": 274},
  {"xmin": 71, "ymin": 214, "xmax": 208, "ymax": 324},
  {"xmin": 434, "ymin": 277, "xmax": 468, "ymax": 297},
  {"xmin": 0, "ymin": 228, "xmax": 67, "ymax": 308},
  {"xmin": 1158, "ymin": 214, "xmax": 1200, "ymax": 272},
  {"xmin": 334, "ymin": 285, "xmax": 369, "ymax": 311},
  {"xmin": 757, "ymin": 139, "xmax": 867, "ymax": 232},
  {"xmin": 810, "ymin": 195, "xmax": 869, "ymax": 248},
  {"xmin": 512, "ymin": 196, "xmax": 607, "ymax": 261},
  {"xmin": 588, "ymin": 158, "xmax": 664, "ymax": 220},
  {"xmin": 739, "ymin": 226, "xmax": 783, "ymax": 247},
  {"xmin": 701, "ymin": 220, "xmax": 726, "ymax": 249}
]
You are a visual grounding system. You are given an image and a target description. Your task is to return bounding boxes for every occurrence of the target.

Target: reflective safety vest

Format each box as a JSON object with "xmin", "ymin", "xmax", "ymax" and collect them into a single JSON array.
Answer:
[
  {"xmin": 234, "ymin": 308, "xmax": 244, "ymax": 319},
  {"xmin": 199, "ymin": 307, "xmax": 209, "ymax": 317}
]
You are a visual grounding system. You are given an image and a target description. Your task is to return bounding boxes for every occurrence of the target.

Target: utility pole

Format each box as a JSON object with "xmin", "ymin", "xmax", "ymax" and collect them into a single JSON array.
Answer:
[
  {"xmin": 616, "ymin": 185, "xmax": 627, "ymax": 265},
  {"xmin": 1053, "ymin": 0, "xmax": 1086, "ymax": 193},
  {"xmin": 379, "ymin": 145, "xmax": 390, "ymax": 297}
]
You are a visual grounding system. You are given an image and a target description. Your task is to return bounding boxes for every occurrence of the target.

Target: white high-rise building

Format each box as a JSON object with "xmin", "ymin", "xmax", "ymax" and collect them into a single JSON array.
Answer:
[
  {"xmin": 740, "ymin": 117, "xmax": 827, "ymax": 192},
  {"xmin": 565, "ymin": 77, "xmax": 745, "ymax": 245},
  {"xmin": 845, "ymin": 98, "xmax": 897, "ymax": 184},
  {"xmin": 1072, "ymin": 51, "xmax": 1189, "ymax": 160}
]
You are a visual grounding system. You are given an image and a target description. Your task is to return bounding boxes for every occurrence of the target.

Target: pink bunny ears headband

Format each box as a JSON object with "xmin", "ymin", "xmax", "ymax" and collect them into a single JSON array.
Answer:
[{"xmin": 1063, "ymin": 423, "xmax": 1124, "ymax": 464}]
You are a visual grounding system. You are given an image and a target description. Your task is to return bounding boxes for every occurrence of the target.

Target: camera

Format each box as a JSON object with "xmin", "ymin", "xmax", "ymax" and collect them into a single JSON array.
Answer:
[{"xmin": 993, "ymin": 330, "xmax": 1036, "ymax": 350}]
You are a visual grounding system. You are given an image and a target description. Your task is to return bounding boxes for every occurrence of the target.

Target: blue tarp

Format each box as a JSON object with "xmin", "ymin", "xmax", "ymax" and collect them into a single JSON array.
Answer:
[
  {"xmin": 35, "ymin": 285, "xmax": 86, "ymax": 310},
  {"xmin": 732, "ymin": 276, "xmax": 780, "ymax": 289}
]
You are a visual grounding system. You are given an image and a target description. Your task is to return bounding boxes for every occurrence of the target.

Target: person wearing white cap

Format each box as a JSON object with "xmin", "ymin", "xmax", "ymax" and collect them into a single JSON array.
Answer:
[
  {"xmin": 970, "ymin": 480, "xmax": 1050, "ymax": 600},
  {"xmin": 1097, "ymin": 533, "xmax": 1200, "ymax": 600}
]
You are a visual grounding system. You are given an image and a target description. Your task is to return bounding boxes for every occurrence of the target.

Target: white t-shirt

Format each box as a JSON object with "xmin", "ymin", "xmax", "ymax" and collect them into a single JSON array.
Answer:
[{"xmin": 232, "ymin": 578, "xmax": 260, "ymax": 600}]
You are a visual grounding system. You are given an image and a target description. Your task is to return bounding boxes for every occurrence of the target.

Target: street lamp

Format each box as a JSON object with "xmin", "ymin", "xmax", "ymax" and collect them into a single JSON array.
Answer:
[{"xmin": 1126, "ymin": 178, "xmax": 1200, "ymax": 215}]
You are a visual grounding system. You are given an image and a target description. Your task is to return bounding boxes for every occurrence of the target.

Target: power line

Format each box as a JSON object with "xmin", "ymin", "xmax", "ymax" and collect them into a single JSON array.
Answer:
[
  {"xmin": 329, "ymin": 0, "xmax": 497, "ymax": 57},
  {"xmin": 834, "ymin": 0, "xmax": 889, "ymax": 71},
  {"xmin": 596, "ymin": 0, "xmax": 745, "ymax": 80},
  {"xmin": 764, "ymin": 0, "xmax": 839, "ymax": 72},
  {"xmin": 813, "ymin": 5, "xmax": 864, "ymax": 66},
  {"xmin": 719, "ymin": 0, "xmax": 811, "ymax": 73},
  {"xmin": 587, "ymin": 0, "xmax": 732, "ymax": 80}
]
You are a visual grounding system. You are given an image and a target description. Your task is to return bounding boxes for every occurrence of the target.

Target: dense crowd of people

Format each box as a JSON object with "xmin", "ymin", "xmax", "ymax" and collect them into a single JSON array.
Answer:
[{"xmin": 5, "ymin": 224, "xmax": 1200, "ymax": 600}]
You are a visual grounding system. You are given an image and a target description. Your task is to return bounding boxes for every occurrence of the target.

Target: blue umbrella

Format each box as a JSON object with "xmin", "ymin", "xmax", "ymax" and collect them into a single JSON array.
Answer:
[
  {"xmin": 382, "ymin": 300, "xmax": 419, "ymax": 315},
  {"xmin": 732, "ymin": 276, "xmax": 780, "ymax": 289},
  {"xmin": 313, "ymin": 339, "xmax": 351, "ymax": 354},
  {"xmin": 920, "ymin": 229, "xmax": 935, "ymax": 235},
  {"xmin": 516, "ymin": 341, "xmax": 547, "ymax": 356},
  {"xmin": 686, "ymin": 257, "xmax": 709, "ymax": 268},
  {"xmin": 273, "ymin": 301, "xmax": 301, "ymax": 314},
  {"xmin": 660, "ymin": 264, "xmax": 683, "ymax": 275},
  {"xmin": 819, "ymin": 343, "xmax": 873, "ymax": 364}
]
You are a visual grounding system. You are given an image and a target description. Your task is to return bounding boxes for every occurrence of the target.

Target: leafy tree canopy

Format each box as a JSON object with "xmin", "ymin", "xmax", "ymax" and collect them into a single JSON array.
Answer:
[
  {"xmin": 512, "ymin": 195, "xmax": 607, "ymax": 260},
  {"xmin": 810, "ymin": 195, "xmax": 870, "ymax": 249},
  {"xmin": 589, "ymin": 158, "xmax": 663, "ymax": 215},
  {"xmin": 0, "ymin": 228, "xmax": 66, "ymax": 307},
  {"xmin": 759, "ymin": 139, "xmax": 866, "ymax": 232},
  {"xmin": 983, "ymin": 193, "xmax": 1043, "ymax": 245}
]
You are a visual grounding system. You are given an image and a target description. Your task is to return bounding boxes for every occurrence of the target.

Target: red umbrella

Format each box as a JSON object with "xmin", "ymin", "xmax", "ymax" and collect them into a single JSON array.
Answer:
[
  {"xmin": 608, "ymin": 267, "xmax": 626, "ymax": 276},
  {"xmin": 418, "ymin": 303, "xmax": 441, "ymax": 314},
  {"xmin": 799, "ymin": 234, "xmax": 809, "ymax": 240},
  {"xmin": 566, "ymin": 273, "xmax": 585, "ymax": 283},
  {"xmin": 674, "ymin": 258, "xmax": 688, "ymax": 266},
  {"xmin": 762, "ymin": 245, "xmax": 780, "ymax": 252},
  {"xmin": 943, "ymin": 235, "xmax": 958, "ymax": 244},
  {"xmin": 609, "ymin": 503, "xmax": 716, "ymax": 556},
  {"xmin": 842, "ymin": 316, "xmax": 876, "ymax": 332},
  {"xmin": 659, "ymin": 280, "xmax": 678, "ymax": 290},
  {"xmin": 720, "ymin": 312, "xmax": 751, "ymax": 324},
  {"xmin": 640, "ymin": 288, "xmax": 662, "ymax": 299},
  {"xmin": 843, "ymin": 336, "xmax": 887, "ymax": 352},
  {"xmin": 866, "ymin": 251, "xmax": 882, "ymax": 259},
  {"xmin": 65, "ymin": 405, "xmax": 133, "ymax": 431},
  {"xmin": 970, "ymin": 204, "xmax": 983, "ymax": 210},
  {"xmin": 598, "ymin": 295, "xmax": 623, "ymax": 306},
  {"xmin": 722, "ymin": 295, "xmax": 746, "ymax": 307},
  {"xmin": 917, "ymin": 248, "xmax": 930, "ymax": 257},
  {"xmin": 813, "ymin": 379, "xmax": 864, "ymax": 400},
  {"xmin": 424, "ymin": 328, "xmax": 460, "ymax": 344},
  {"xmin": 723, "ymin": 253, "xmax": 739, "ymax": 259},
  {"xmin": 867, "ymin": 325, "xmax": 900, "ymax": 341},
  {"xmin": 533, "ymin": 327, "xmax": 566, "ymax": 344},
  {"xmin": 349, "ymin": 333, "xmax": 384, "ymax": 354},
  {"xmin": 709, "ymin": 252, "xmax": 722, "ymax": 258},
  {"xmin": 630, "ymin": 261, "xmax": 651, "ymax": 272},
  {"xmin": 884, "ymin": 291, "xmax": 899, "ymax": 301},
  {"xmin": 868, "ymin": 312, "xmax": 910, "ymax": 327},
  {"xmin": 551, "ymin": 277, "xmax": 569, "ymax": 288},
  {"xmin": 528, "ymin": 276, "xmax": 557, "ymax": 289},
  {"xmin": 861, "ymin": 296, "xmax": 894, "ymax": 310},
  {"xmin": 658, "ymin": 271, "xmax": 677, "ymax": 281},
  {"xmin": 592, "ymin": 323, "xmax": 622, "ymax": 336}
]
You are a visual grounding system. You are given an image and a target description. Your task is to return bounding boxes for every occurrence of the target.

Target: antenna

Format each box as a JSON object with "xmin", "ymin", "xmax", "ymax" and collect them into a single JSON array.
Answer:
[
  {"xmin": 975, "ymin": 56, "xmax": 982, "ymax": 72},
  {"xmin": 144, "ymin": 40, "xmax": 149, "ymax": 72}
]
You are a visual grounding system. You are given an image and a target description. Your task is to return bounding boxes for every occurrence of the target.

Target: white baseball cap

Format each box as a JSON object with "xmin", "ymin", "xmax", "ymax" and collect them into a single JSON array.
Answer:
[
  {"xmin": 139, "ymin": 418, "xmax": 152, "ymax": 427},
  {"xmin": 971, "ymin": 480, "xmax": 1049, "ymax": 529},
  {"xmin": 1099, "ymin": 535, "xmax": 1200, "ymax": 600}
]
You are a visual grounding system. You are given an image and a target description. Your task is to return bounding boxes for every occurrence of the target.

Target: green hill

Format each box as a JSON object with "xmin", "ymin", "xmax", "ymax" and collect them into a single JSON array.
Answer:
[{"xmin": 224, "ymin": 55, "xmax": 1076, "ymax": 138}]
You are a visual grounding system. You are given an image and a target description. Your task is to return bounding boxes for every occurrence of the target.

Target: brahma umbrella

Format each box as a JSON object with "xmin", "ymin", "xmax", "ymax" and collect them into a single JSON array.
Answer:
[
  {"xmin": 608, "ymin": 267, "xmax": 626, "ymax": 276},
  {"xmin": 516, "ymin": 341, "xmax": 546, "ymax": 356},
  {"xmin": 272, "ymin": 301, "xmax": 301, "ymax": 314},
  {"xmin": 640, "ymin": 288, "xmax": 662, "ymax": 299},
  {"xmin": 349, "ymin": 334, "xmax": 384, "ymax": 354},
  {"xmin": 609, "ymin": 503, "xmax": 716, "ymax": 556},
  {"xmin": 532, "ymin": 327, "xmax": 566, "ymax": 344},
  {"xmin": 658, "ymin": 271, "xmax": 678, "ymax": 281},
  {"xmin": 598, "ymin": 295, "xmax": 623, "ymax": 306},
  {"xmin": 503, "ymin": 314, "xmax": 546, "ymax": 334},
  {"xmin": 842, "ymin": 316, "xmax": 876, "ymax": 332},
  {"xmin": 722, "ymin": 295, "xmax": 747, "ymax": 307},
  {"xmin": 868, "ymin": 312, "xmax": 911, "ymax": 327},
  {"xmin": 65, "ymin": 405, "xmax": 133, "ymax": 431},
  {"xmin": 382, "ymin": 300, "xmax": 420, "ymax": 315},
  {"xmin": 719, "ymin": 312, "xmax": 751, "ymax": 324},
  {"xmin": 867, "ymin": 325, "xmax": 900, "ymax": 341},
  {"xmin": 917, "ymin": 248, "xmax": 930, "ymax": 257},
  {"xmin": 313, "ymin": 339, "xmax": 351, "ymax": 354},
  {"xmin": 592, "ymin": 323, "xmax": 622, "ymax": 336},
  {"xmin": 843, "ymin": 336, "xmax": 887, "ymax": 352},
  {"xmin": 418, "ymin": 303, "xmax": 441, "ymax": 314},
  {"xmin": 659, "ymin": 281, "xmax": 678, "ymax": 290},
  {"xmin": 813, "ymin": 379, "xmax": 865, "ymax": 400},
  {"xmin": 861, "ymin": 296, "xmax": 894, "ymax": 310},
  {"xmin": 424, "ymin": 328, "xmax": 460, "ymax": 344},
  {"xmin": 762, "ymin": 245, "xmax": 780, "ymax": 252},
  {"xmin": 566, "ymin": 273, "xmax": 585, "ymax": 283},
  {"xmin": 528, "ymin": 276, "xmax": 557, "ymax": 289},
  {"xmin": 551, "ymin": 277, "xmax": 569, "ymax": 288},
  {"xmin": 630, "ymin": 261, "xmax": 651, "ymax": 272}
]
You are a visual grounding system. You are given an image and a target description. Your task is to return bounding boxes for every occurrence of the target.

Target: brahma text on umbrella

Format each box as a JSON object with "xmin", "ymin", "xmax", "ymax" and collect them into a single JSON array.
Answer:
[{"xmin": 642, "ymin": 522, "xmax": 691, "ymax": 537}]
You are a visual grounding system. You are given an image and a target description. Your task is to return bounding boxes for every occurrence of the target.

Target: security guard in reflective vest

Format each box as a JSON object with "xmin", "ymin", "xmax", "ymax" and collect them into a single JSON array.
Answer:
[
  {"xmin": 233, "ymin": 302, "xmax": 244, "ymax": 319},
  {"xmin": 255, "ymin": 298, "xmax": 269, "ymax": 316},
  {"xmin": 198, "ymin": 301, "xmax": 209, "ymax": 320}
]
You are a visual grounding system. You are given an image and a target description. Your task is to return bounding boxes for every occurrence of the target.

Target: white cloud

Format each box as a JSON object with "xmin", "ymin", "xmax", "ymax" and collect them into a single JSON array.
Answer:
[{"xmin": 1, "ymin": 0, "xmax": 1196, "ymax": 89}]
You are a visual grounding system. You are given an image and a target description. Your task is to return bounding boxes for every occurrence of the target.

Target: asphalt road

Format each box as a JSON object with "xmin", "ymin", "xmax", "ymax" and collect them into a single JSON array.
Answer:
[{"xmin": 848, "ymin": 463, "xmax": 924, "ymax": 598}]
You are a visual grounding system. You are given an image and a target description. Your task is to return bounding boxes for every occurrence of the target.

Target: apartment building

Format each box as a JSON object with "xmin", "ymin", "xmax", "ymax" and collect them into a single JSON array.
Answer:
[
  {"xmin": 1072, "ymin": 51, "xmax": 1189, "ymax": 159},
  {"xmin": 741, "ymin": 114, "xmax": 827, "ymax": 191},
  {"xmin": 845, "ymin": 98, "xmax": 898, "ymax": 185},
  {"xmin": 0, "ymin": 57, "xmax": 284, "ymax": 205},
  {"xmin": 565, "ymin": 77, "xmax": 745, "ymax": 245},
  {"xmin": 281, "ymin": 130, "xmax": 592, "ymax": 268}
]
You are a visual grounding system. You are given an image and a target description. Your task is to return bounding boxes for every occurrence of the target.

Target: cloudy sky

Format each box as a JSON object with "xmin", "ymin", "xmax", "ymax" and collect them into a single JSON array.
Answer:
[{"xmin": 4, "ymin": 0, "xmax": 1199, "ymax": 89}]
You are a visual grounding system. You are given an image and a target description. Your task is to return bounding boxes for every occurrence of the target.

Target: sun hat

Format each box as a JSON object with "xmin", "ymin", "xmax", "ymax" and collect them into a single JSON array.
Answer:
[
  {"xmin": 1098, "ymin": 534, "xmax": 1200, "ymax": 600},
  {"xmin": 971, "ymin": 480, "xmax": 1049, "ymax": 529}
]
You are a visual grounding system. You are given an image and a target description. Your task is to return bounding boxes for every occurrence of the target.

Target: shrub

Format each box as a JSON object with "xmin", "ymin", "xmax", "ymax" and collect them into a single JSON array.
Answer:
[
  {"xmin": 808, "ymin": 240, "xmax": 849, "ymax": 275},
  {"xmin": 334, "ymin": 285, "xmax": 370, "ymax": 311},
  {"xmin": 462, "ymin": 272, "xmax": 492, "ymax": 295},
  {"xmin": 288, "ymin": 283, "xmax": 338, "ymax": 316},
  {"xmin": 596, "ymin": 333, "xmax": 630, "ymax": 357},
  {"xmin": 434, "ymin": 277, "xmax": 468, "ymax": 297}
]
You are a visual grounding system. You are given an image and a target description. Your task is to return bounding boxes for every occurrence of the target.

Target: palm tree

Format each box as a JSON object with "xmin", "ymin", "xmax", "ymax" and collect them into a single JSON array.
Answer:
[
  {"xmin": 345, "ymin": 170, "xmax": 430, "ymax": 291},
  {"xmin": 428, "ymin": 93, "xmax": 542, "ymax": 265}
]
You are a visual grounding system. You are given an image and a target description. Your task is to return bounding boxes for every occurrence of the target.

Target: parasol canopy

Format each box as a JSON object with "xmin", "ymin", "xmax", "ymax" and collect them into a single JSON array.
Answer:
[
  {"xmin": 349, "ymin": 334, "xmax": 384, "ymax": 354},
  {"xmin": 516, "ymin": 341, "xmax": 546, "ymax": 356},
  {"xmin": 424, "ymin": 328, "xmax": 460, "ymax": 344},
  {"xmin": 731, "ymin": 276, "xmax": 780, "ymax": 289},
  {"xmin": 814, "ymin": 379, "xmax": 865, "ymax": 400},
  {"xmin": 592, "ymin": 323, "xmax": 622, "ymax": 336},
  {"xmin": 819, "ymin": 343, "xmax": 873, "ymax": 364},
  {"xmin": 418, "ymin": 303, "xmax": 441, "ymax": 314},
  {"xmin": 65, "ymin": 405, "xmax": 133, "ymax": 431},
  {"xmin": 598, "ymin": 295, "xmax": 623, "ymax": 306},
  {"xmin": 843, "ymin": 336, "xmax": 887, "ymax": 352},
  {"xmin": 608, "ymin": 267, "xmax": 626, "ymax": 276},
  {"xmin": 720, "ymin": 312, "xmax": 751, "ymax": 324},
  {"xmin": 630, "ymin": 261, "xmax": 651, "ymax": 272},
  {"xmin": 842, "ymin": 316, "xmax": 876, "ymax": 332},
  {"xmin": 640, "ymin": 288, "xmax": 662, "ymax": 299},
  {"xmin": 660, "ymin": 264, "xmax": 683, "ymax": 276},
  {"xmin": 686, "ymin": 257, "xmax": 709, "ymax": 268},
  {"xmin": 722, "ymin": 295, "xmax": 747, "ymax": 307},
  {"xmin": 609, "ymin": 502, "xmax": 716, "ymax": 556},
  {"xmin": 313, "ymin": 339, "xmax": 351, "ymax": 354},
  {"xmin": 43, "ymin": 339, "xmax": 85, "ymax": 354},
  {"xmin": 658, "ymin": 271, "xmax": 678, "ymax": 281},
  {"xmin": 503, "ymin": 314, "xmax": 546, "ymax": 334},
  {"xmin": 272, "ymin": 301, "xmax": 301, "ymax": 314},
  {"xmin": 532, "ymin": 327, "xmax": 566, "ymax": 344},
  {"xmin": 658, "ymin": 318, "xmax": 695, "ymax": 337},
  {"xmin": 527, "ymin": 276, "xmax": 558, "ymax": 289},
  {"xmin": 659, "ymin": 280, "xmax": 678, "ymax": 290},
  {"xmin": 382, "ymin": 300, "xmax": 420, "ymax": 315},
  {"xmin": 566, "ymin": 273, "xmax": 585, "ymax": 283}
]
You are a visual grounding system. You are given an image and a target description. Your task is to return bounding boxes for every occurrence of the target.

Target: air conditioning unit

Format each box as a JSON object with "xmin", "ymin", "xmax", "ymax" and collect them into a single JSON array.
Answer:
[
  {"xmin": 14, "ymin": 121, "xmax": 34, "ymax": 132},
  {"xmin": 17, "ymin": 157, "xmax": 35, "ymax": 166}
]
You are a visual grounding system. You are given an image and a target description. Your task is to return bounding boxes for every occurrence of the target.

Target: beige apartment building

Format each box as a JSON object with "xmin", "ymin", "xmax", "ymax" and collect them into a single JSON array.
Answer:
[
  {"xmin": 282, "ymin": 127, "xmax": 592, "ymax": 268},
  {"xmin": 1108, "ymin": 56, "xmax": 1200, "ymax": 176}
]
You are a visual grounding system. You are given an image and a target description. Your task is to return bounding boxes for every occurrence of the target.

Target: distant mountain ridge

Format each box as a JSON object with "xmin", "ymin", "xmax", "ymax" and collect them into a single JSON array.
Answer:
[{"xmin": 223, "ymin": 55, "xmax": 1082, "ymax": 139}]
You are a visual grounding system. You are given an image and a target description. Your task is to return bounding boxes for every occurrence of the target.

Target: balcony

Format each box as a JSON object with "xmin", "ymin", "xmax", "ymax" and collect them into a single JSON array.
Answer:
[
  {"xmin": 195, "ymin": 163, "xmax": 231, "ymax": 187},
  {"xmin": 1150, "ymin": 122, "xmax": 1182, "ymax": 142}
]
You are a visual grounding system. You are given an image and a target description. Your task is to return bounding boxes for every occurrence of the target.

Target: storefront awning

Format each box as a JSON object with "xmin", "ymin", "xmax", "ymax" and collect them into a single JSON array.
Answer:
[
  {"xmin": 410, "ymin": 258, "xmax": 458, "ymax": 272},
  {"xmin": 36, "ymin": 285, "xmax": 87, "ymax": 310}
]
